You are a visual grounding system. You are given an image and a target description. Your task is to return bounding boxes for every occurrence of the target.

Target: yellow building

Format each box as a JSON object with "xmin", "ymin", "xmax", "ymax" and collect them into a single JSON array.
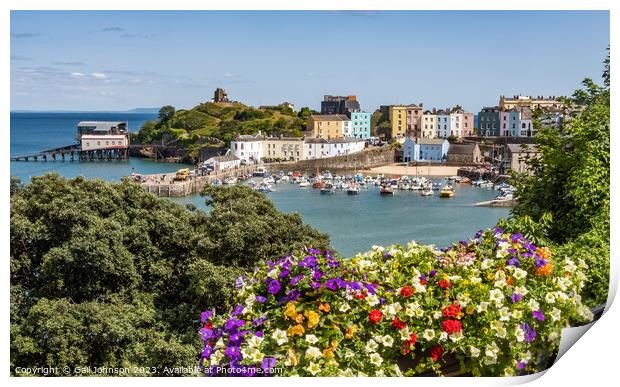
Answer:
[
  {"xmin": 307, "ymin": 114, "xmax": 349, "ymax": 139},
  {"xmin": 389, "ymin": 106, "xmax": 407, "ymax": 139},
  {"xmin": 263, "ymin": 137, "xmax": 305, "ymax": 161}
]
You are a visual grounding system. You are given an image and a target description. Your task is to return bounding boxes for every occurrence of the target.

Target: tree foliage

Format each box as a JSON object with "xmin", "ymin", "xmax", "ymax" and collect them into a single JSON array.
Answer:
[
  {"xmin": 509, "ymin": 52, "xmax": 610, "ymax": 306},
  {"xmin": 10, "ymin": 174, "xmax": 329, "ymax": 375}
]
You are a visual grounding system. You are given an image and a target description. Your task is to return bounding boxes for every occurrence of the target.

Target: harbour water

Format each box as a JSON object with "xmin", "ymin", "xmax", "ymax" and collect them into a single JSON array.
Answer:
[{"xmin": 10, "ymin": 112, "xmax": 509, "ymax": 257}]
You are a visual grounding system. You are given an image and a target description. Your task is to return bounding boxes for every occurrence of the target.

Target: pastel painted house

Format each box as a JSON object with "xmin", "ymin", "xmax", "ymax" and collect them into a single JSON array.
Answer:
[
  {"xmin": 349, "ymin": 111, "xmax": 372, "ymax": 139},
  {"xmin": 402, "ymin": 137, "xmax": 450, "ymax": 162}
]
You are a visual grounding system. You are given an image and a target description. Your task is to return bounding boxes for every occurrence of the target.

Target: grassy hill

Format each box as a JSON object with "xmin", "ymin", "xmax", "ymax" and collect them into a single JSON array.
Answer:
[{"xmin": 131, "ymin": 102, "xmax": 316, "ymax": 162}]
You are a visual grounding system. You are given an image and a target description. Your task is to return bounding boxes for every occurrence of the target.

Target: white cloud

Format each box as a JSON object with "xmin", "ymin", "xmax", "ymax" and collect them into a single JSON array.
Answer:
[
  {"xmin": 90, "ymin": 72, "xmax": 108, "ymax": 79},
  {"xmin": 70, "ymin": 72, "xmax": 85, "ymax": 78}
]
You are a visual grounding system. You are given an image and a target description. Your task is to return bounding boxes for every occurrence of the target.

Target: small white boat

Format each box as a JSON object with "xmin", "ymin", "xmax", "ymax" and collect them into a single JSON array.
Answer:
[
  {"xmin": 299, "ymin": 181, "xmax": 310, "ymax": 188},
  {"xmin": 253, "ymin": 167, "xmax": 267, "ymax": 177},
  {"xmin": 347, "ymin": 185, "xmax": 361, "ymax": 195},
  {"xmin": 420, "ymin": 189, "xmax": 434, "ymax": 197}
]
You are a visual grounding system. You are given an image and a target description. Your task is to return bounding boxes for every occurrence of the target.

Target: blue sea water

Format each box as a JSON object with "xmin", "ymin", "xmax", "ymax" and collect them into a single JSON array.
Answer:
[{"xmin": 11, "ymin": 112, "xmax": 508, "ymax": 256}]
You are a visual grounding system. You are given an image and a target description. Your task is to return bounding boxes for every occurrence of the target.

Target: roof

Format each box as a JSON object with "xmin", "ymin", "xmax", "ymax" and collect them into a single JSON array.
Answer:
[
  {"xmin": 447, "ymin": 143, "xmax": 479, "ymax": 155},
  {"xmin": 77, "ymin": 121, "xmax": 127, "ymax": 130},
  {"xmin": 305, "ymin": 137, "xmax": 366, "ymax": 144},
  {"xmin": 309, "ymin": 114, "xmax": 350, "ymax": 121},
  {"xmin": 264, "ymin": 136, "xmax": 304, "ymax": 142},
  {"xmin": 235, "ymin": 134, "xmax": 264, "ymax": 141},
  {"xmin": 520, "ymin": 107, "xmax": 533, "ymax": 120},
  {"xmin": 507, "ymin": 144, "xmax": 539, "ymax": 154},
  {"xmin": 208, "ymin": 154, "xmax": 240, "ymax": 163},
  {"xmin": 404, "ymin": 137, "xmax": 447, "ymax": 145}
]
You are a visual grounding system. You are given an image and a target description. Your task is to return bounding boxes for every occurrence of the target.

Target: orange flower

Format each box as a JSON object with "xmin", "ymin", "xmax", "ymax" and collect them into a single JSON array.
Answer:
[
  {"xmin": 305, "ymin": 310, "xmax": 320, "ymax": 329},
  {"xmin": 295, "ymin": 313, "xmax": 305, "ymax": 324},
  {"xmin": 322, "ymin": 347, "xmax": 335, "ymax": 358},
  {"xmin": 537, "ymin": 246, "xmax": 552, "ymax": 260},
  {"xmin": 287, "ymin": 324, "xmax": 305, "ymax": 337},
  {"xmin": 319, "ymin": 303, "xmax": 331, "ymax": 313},
  {"xmin": 344, "ymin": 324, "xmax": 359, "ymax": 339},
  {"xmin": 536, "ymin": 262, "xmax": 553, "ymax": 277},
  {"xmin": 506, "ymin": 277, "xmax": 514, "ymax": 286}
]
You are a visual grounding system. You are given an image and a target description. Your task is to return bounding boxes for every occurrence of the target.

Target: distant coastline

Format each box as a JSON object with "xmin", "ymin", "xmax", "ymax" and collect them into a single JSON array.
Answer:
[{"xmin": 10, "ymin": 108, "xmax": 160, "ymax": 114}]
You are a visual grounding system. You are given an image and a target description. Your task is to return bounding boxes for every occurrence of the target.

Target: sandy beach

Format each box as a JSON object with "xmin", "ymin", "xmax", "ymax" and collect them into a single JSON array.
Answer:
[{"xmin": 366, "ymin": 164, "xmax": 460, "ymax": 177}]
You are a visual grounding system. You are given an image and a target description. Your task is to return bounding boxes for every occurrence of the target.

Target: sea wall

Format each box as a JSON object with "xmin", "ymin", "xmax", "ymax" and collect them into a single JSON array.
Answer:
[{"xmin": 270, "ymin": 147, "xmax": 395, "ymax": 172}]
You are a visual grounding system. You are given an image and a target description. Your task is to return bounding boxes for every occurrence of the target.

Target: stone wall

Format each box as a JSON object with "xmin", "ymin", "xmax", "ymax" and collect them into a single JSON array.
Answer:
[{"xmin": 270, "ymin": 147, "xmax": 395, "ymax": 172}]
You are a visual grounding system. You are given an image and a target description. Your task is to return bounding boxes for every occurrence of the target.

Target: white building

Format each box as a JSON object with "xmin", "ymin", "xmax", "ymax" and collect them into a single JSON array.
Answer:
[
  {"xmin": 304, "ymin": 138, "xmax": 366, "ymax": 160},
  {"xmin": 342, "ymin": 120, "xmax": 352, "ymax": 137},
  {"xmin": 203, "ymin": 154, "xmax": 241, "ymax": 172},
  {"xmin": 230, "ymin": 134, "xmax": 264, "ymax": 164},
  {"xmin": 80, "ymin": 134, "xmax": 128, "ymax": 151},
  {"xmin": 421, "ymin": 111, "xmax": 437, "ymax": 139},
  {"xmin": 435, "ymin": 109, "xmax": 450, "ymax": 138},
  {"xmin": 449, "ymin": 113, "xmax": 462, "ymax": 138}
]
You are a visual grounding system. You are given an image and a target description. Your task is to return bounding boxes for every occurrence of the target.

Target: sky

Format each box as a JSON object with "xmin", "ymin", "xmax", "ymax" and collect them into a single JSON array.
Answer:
[{"xmin": 10, "ymin": 10, "xmax": 610, "ymax": 112}]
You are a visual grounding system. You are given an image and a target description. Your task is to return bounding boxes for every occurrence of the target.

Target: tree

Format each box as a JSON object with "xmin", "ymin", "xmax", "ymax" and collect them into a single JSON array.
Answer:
[
  {"xmin": 10, "ymin": 174, "xmax": 330, "ymax": 375},
  {"xmin": 158, "ymin": 105, "xmax": 176, "ymax": 123}
]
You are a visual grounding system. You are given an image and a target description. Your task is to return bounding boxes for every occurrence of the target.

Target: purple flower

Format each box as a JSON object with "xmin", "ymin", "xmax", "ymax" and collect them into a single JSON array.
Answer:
[
  {"xmin": 383, "ymin": 252, "xmax": 392, "ymax": 259},
  {"xmin": 307, "ymin": 248, "xmax": 321, "ymax": 255},
  {"xmin": 459, "ymin": 240, "xmax": 468, "ymax": 246},
  {"xmin": 261, "ymin": 357, "xmax": 277, "ymax": 370},
  {"xmin": 347, "ymin": 281, "xmax": 363, "ymax": 291},
  {"xmin": 364, "ymin": 283, "xmax": 378, "ymax": 295},
  {"xmin": 255, "ymin": 295, "xmax": 267, "ymax": 303},
  {"xmin": 225, "ymin": 346, "xmax": 241, "ymax": 359},
  {"xmin": 507, "ymin": 257, "xmax": 520, "ymax": 267},
  {"xmin": 534, "ymin": 257, "xmax": 547, "ymax": 268},
  {"xmin": 324, "ymin": 278, "xmax": 338, "ymax": 291},
  {"xmin": 289, "ymin": 275, "xmax": 304, "ymax": 285},
  {"xmin": 225, "ymin": 318, "xmax": 245, "ymax": 331},
  {"xmin": 429, "ymin": 270, "xmax": 438, "ymax": 278},
  {"xmin": 287, "ymin": 289, "xmax": 301, "ymax": 301},
  {"xmin": 511, "ymin": 293, "xmax": 523, "ymax": 303},
  {"xmin": 474, "ymin": 229, "xmax": 484, "ymax": 238},
  {"xmin": 310, "ymin": 281, "xmax": 321, "ymax": 289},
  {"xmin": 200, "ymin": 327, "xmax": 218, "ymax": 340},
  {"xmin": 231, "ymin": 304, "xmax": 245, "ymax": 316},
  {"xmin": 379, "ymin": 297, "xmax": 386, "ymax": 304},
  {"xmin": 517, "ymin": 361, "xmax": 527, "ymax": 370},
  {"xmin": 200, "ymin": 310, "xmax": 214, "ymax": 323},
  {"xmin": 522, "ymin": 323, "xmax": 537, "ymax": 343},
  {"xmin": 202, "ymin": 346, "xmax": 213, "ymax": 359},
  {"xmin": 254, "ymin": 330, "xmax": 264, "ymax": 337},
  {"xmin": 312, "ymin": 270, "xmax": 324, "ymax": 281},
  {"xmin": 299, "ymin": 256, "xmax": 318, "ymax": 268},
  {"xmin": 235, "ymin": 276, "xmax": 245, "ymax": 289},
  {"xmin": 229, "ymin": 332, "xmax": 243, "ymax": 344},
  {"xmin": 267, "ymin": 279, "xmax": 281, "ymax": 294},
  {"xmin": 532, "ymin": 310, "xmax": 545, "ymax": 321},
  {"xmin": 493, "ymin": 226, "xmax": 504, "ymax": 234},
  {"xmin": 252, "ymin": 316, "xmax": 266, "ymax": 326},
  {"xmin": 510, "ymin": 233, "xmax": 523, "ymax": 243},
  {"xmin": 279, "ymin": 269, "xmax": 290, "ymax": 278}
]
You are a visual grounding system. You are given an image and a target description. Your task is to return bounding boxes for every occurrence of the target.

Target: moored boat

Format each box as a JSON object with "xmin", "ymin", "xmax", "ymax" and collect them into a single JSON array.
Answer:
[
  {"xmin": 420, "ymin": 188, "xmax": 433, "ymax": 197},
  {"xmin": 439, "ymin": 185, "xmax": 455, "ymax": 198},
  {"xmin": 380, "ymin": 186, "xmax": 395, "ymax": 195}
]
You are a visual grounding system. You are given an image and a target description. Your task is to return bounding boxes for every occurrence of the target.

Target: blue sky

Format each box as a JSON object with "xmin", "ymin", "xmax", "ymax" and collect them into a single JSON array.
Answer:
[{"xmin": 10, "ymin": 10, "xmax": 609, "ymax": 112}]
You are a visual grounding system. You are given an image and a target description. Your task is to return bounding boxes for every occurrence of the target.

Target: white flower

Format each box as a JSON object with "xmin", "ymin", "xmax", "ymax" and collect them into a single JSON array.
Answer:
[
  {"xmin": 306, "ymin": 362, "xmax": 321, "ymax": 376},
  {"xmin": 414, "ymin": 283, "xmax": 427, "ymax": 293},
  {"xmin": 491, "ymin": 321, "xmax": 507, "ymax": 338},
  {"xmin": 305, "ymin": 346, "xmax": 322, "ymax": 360},
  {"xmin": 528, "ymin": 298, "xmax": 540, "ymax": 311},
  {"xmin": 549, "ymin": 307, "xmax": 562, "ymax": 322},
  {"xmin": 545, "ymin": 292, "xmax": 556, "ymax": 304},
  {"xmin": 215, "ymin": 338, "xmax": 225, "ymax": 349},
  {"xmin": 449, "ymin": 331, "xmax": 464, "ymax": 342},
  {"xmin": 512, "ymin": 309, "xmax": 523, "ymax": 320},
  {"xmin": 494, "ymin": 279, "xmax": 507, "ymax": 288},
  {"xmin": 209, "ymin": 350, "xmax": 224, "ymax": 366},
  {"xmin": 470, "ymin": 276, "xmax": 482, "ymax": 284},
  {"xmin": 272, "ymin": 329, "xmax": 288, "ymax": 345},
  {"xmin": 247, "ymin": 335, "xmax": 263, "ymax": 348},
  {"xmin": 367, "ymin": 294, "xmax": 380, "ymax": 307},
  {"xmin": 439, "ymin": 332, "xmax": 448, "ymax": 342},
  {"xmin": 369, "ymin": 353, "xmax": 383, "ymax": 367},
  {"xmin": 365, "ymin": 339, "xmax": 379, "ymax": 353},
  {"xmin": 477, "ymin": 302, "xmax": 490, "ymax": 313},
  {"xmin": 423, "ymin": 329, "xmax": 436, "ymax": 341},
  {"xmin": 382, "ymin": 335, "xmax": 395, "ymax": 347},
  {"xmin": 344, "ymin": 350, "xmax": 355, "ymax": 359},
  {"xmin": 245, "ymin": 294, "xmax": 255, "ymax": 309},
  {"xmin": 481, "ymin": 259, "xmax": 494, "ymax": 269},
  {"xmin": 267, "ymin": 269, "xmax": 279, "ymax": 279},
  {"xmin": 457, "ymin": 293, "xmax": 471, "ymax": 307},
  {"xmin": 470, "ymin": 346, "xmax": 481, "ymax": 358},
  {"xmin": 515, "ymin": 324, "xmax": 525, "ymax": 342},
  {"xmin": 490, "ymin": 289, "xmax": 504, "ymax": 304},
  {"xmin": 513, "ymin": 268, "xmax": 527, "ymax": 280},
  {"xmin": 305, "ymin": 334, "xmax": 319, "ymax": 344},
  {"xmin": 433, "ymin": 311, "xmax": 443, "ymax": 320},
  {"xmin": 498, "ymin": 307, "xmax": 512, "ymax": 321},
  {"xmin": 548, "ymin": 331, "xmax": 560, "ymax": 344},
  {"xmin": 339, "ymin": 303, "xmax": 351, "ymax": 313},
  {"xmin": 340, "ymin": 368, "xmax": 355, "ymax": 377},
  {"xmin": 556, "ymin": 291, "xmax": 568, "ymax": 302},
  {"xmin": 399, "ymin": 327, "xmax": 412, "ymax": 341},
  {"xmin": 375, "ymin": 370, "xmax": 385, "ymax": 377},
  {"xmin": 383, "ymin": 302, "xmax": 402, "ymax": 319},
  {"xmin": 484, "ymin": 342, "xmax": 499, "ymax": 365}
]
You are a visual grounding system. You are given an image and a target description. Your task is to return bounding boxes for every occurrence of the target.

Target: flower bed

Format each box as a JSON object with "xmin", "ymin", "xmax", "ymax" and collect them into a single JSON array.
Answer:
[{"xmin": 198, "ymin": 228, "xmax": 593, "ymax": 376}]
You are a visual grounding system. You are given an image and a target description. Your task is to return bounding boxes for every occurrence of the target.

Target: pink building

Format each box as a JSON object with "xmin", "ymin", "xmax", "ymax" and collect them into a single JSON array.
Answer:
[
  {"xmin": 406, "ymin": 104, "xmax": 424, "ymax": 137},
  {"xmin": 462, "ymin": 112, "xmax": 474, "ymax": 136}
]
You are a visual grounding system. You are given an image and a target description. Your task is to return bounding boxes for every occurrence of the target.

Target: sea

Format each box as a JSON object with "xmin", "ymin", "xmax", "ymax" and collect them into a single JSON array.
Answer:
[{"xmin": 10, "ymin": 112, "xmax": 508, "ymax": 257}]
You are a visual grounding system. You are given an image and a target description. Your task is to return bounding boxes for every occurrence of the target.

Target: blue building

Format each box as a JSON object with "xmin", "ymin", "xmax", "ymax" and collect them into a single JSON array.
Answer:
[
  {"xmin": 402, "ymin": 138, "xmax": 450, "ymax": 162},
  {"xmin": 349, "ymin": 111, "xmax": 372, "ymax": 139}
]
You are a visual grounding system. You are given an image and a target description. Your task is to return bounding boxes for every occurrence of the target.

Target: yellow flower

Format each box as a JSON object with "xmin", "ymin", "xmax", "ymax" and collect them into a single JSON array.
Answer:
[
  {"xmin": 466, "ymin": 306, "xmax": 475, "ymax": 315},
  {"xmin": 287, "ymin": 324, "xmax": 305, "ymax": 337},
  {"xmin": 323, "ymin": 347, "xmax": 335, "ymax": 358},
  {"xmin": 331, "ymin": 340, "xmax": 339, "ymax": 349},
  {"xmin": 487, "ymin": 272, "xmax": 495, "ymax": 280},
  {"xmin": 287, "ymin": 349, "xmax": 298, "ymax": 366},
  {"xmin": 284, "ymin": 302, "xmax": 298, "ymax": 320},
  {"xmin": 393, "ymin": 261, "xmax": 400, "ymax": 270},
  {"xmin": 295, "ymin": 313, "xmax": 305, "ymax": 324},
  {"xmin": 305, "ymin": 310, "xmax": 320, "ymax": 329},
  {"xmin": 538, "ymin": 246, "xmax": 552, "ymax": 260},
  {"xmin": 344, "ymin": 325, "xmax": 359, "ymax": 339}
]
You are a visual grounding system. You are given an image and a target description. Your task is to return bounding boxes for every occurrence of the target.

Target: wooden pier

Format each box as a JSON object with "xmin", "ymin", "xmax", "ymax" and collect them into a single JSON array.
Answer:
[{"xmin": 11, "ymin": 144, "xmax": 129, "ymax": 162}]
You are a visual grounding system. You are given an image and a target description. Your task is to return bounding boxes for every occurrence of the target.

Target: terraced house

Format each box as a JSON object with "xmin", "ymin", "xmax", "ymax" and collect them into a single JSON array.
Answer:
[{"xmin": 307, "ymin": 114, "xmax": 350, "ymax": 139}]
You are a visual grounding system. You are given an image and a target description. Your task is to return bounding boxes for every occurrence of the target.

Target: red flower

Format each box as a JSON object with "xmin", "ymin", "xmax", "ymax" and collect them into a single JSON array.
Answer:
[
  {"xmin": 400, "ymin": 285, "xmax": 414, "ymax": 298},
  {"xmin": 407, "ymin": 332, "xmax": 417, "ymax": 346},
  {"xmin": 204, "ymin": 322, "xmax": 213, "ymax": 329},
  {"xmin": 369, "ymin": 309, "xmax": 383, "ymax": 324},
  {"xmin": 391, "ymin": 317, "xmax": 407, "ymax": 330},
  {"xmin": 430, "ymin": 345, "xmax": 445, "ymax": 362},
  {"xmin": 401, "ymin": 332, "xmax": 417, "ymax": 355},
  {"xmin": 442, "ymin": 303, "xmax": 462, "ymax": 319},
  {"xmin": 438, "ymin": 279, "xmax": 451, "ymax": 289},
  {"xmin": 354, "ymin": 292, "xmax": 367, "ymax": 300},
  {"xmin": 442, "ymin": 319, "xmax": 462, "ymax": 334},
  {"xmin": 420, "ymin": 278, "xmax": 428, "ymax": 285}
]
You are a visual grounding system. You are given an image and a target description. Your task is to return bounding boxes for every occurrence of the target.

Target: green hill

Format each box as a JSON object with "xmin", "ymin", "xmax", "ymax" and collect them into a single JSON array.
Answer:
[{"xmin": 131, "ymin": 102, "xmax": 317, "ymax": 162}]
